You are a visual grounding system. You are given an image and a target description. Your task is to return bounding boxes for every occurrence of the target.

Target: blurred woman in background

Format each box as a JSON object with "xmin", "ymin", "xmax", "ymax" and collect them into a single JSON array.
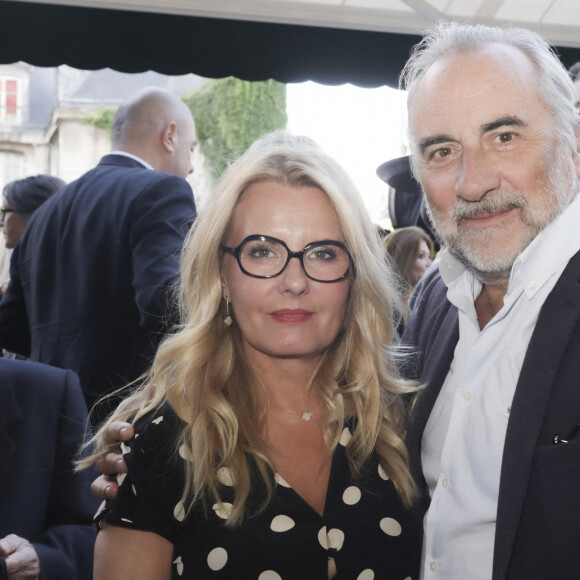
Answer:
[{"xmin": 384, "ymin": 226, "xmax": 434, "ymax": 325}]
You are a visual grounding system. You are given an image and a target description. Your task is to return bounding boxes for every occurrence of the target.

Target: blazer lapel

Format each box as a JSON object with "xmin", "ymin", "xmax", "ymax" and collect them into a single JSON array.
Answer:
[
  {"xmin": 493, "ymin": 250, "xmax": 580, "ymax": 579},
  {"xmin": 407, "ymin": 308, "xmax": 459, "ymax": 489}
]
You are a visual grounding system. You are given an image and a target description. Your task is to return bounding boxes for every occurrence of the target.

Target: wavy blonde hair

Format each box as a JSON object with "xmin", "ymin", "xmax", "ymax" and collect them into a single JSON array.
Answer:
[{"xmin": 83, "ymin": 132, "xmax": 419, "ymax": 526}]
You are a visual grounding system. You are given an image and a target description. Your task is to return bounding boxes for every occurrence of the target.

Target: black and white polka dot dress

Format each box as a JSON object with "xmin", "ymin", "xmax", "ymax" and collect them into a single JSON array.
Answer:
[{"xmin": 102, "ymin": 405, "xmax": 422, "ymax": 579}]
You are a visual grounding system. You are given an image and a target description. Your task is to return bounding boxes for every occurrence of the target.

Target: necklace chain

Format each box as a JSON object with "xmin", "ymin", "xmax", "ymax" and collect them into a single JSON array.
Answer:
[{"xmin": 285, "ymin": 409, "xmax": 313, "ymax": 422}]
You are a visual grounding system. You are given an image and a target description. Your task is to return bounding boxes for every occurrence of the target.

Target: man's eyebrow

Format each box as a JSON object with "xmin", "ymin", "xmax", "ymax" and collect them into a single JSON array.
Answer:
[
  {"xmin": 481, "ymin": 116, "xmax": 525, "ymax": 134},
  {"xmin": 418, "ymin": 135, "xmax": 455, "ymax": 156}
]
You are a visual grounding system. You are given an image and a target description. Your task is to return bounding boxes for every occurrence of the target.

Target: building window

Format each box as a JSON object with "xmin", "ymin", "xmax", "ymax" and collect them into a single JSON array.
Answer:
[
  {"xmin": 0, "ymin": 78, "xmax": 22, "ymax": 124},
  {"xmin": 0, "ymin": 152, "xmax": 23, "ymax": 189}
]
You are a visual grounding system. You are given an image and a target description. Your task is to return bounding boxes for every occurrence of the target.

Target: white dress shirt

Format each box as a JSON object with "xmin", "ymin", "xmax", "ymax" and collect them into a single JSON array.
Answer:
[
  {"xmin": 109, "ymin": 150, "xmax": 153, "ymax": 170},
  {"xmin": 420, "ymin": 192, "xmax": 580, "ymax": 579}
]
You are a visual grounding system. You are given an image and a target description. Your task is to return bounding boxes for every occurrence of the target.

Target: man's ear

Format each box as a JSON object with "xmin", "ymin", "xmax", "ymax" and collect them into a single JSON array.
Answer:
[{"xmin": 162, "ymin": 121, "xmax": 178, "ymax": 153}]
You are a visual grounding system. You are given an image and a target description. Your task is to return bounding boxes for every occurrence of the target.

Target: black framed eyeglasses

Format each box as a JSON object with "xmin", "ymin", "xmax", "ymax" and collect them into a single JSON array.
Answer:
[
  {"xmin": 0, "ymin": 208, "xmax": 15, "ymax": 221},
  {"xmin": 221, "ymin": 235, "xmax": 352, "ymax": 283}
]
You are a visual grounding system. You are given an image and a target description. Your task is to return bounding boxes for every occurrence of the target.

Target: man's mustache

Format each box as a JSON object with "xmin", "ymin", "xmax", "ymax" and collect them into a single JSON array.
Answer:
[{"xmin": 450, "ymin": 194, "xmax": 526, "ymax": 223}]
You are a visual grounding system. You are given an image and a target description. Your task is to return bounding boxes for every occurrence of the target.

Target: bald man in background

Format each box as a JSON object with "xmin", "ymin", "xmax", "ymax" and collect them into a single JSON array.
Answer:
[{"xmin": 0, "ymin": 87, "xmax": 197, "ymax": 425}]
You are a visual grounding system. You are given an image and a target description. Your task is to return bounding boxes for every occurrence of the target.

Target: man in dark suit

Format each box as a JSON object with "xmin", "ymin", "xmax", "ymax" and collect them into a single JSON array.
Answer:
[
  {"xmin": 0, "ymin": 87, "xmax": 197, "ymax": 424},
  {"xmin": 400, "ymin": 23, "xmax": 580, "ymax": 579},
  {"xmin": 0, "ymin": 358, "xmax": 99, "ymax": 579}
]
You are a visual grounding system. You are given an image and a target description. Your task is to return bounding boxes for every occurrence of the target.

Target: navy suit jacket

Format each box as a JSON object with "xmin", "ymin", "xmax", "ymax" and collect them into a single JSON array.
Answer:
[
  {"xmin": 0, "ymin": 154, "xmax": 196, "ymax": 423},
  {"xmin": 403, "ymin": 250, "xmax": 580, "ymax": 579},
  {"xmin": 0, "ymin": 358, "xmax": 99, "ymax": 579}
]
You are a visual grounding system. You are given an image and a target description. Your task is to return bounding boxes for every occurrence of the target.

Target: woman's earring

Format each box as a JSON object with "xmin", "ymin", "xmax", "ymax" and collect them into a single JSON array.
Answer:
[{"xmin": 224, "ymin": 299, "xmax": 233, "ymax": 327}]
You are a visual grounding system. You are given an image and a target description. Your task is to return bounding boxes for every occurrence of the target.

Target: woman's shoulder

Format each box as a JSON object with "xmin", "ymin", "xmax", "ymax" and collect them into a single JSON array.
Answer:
[
  {"xmin": 123, "ymin": 402, "xmax": 185, "ymax": 478},
  {"xmin": 101, "ymin": 402, "xmax": 189, "ymax": 543},
  {"xmin": 132, "ymin": 401, "xmax": 183, "ymax": 436}
]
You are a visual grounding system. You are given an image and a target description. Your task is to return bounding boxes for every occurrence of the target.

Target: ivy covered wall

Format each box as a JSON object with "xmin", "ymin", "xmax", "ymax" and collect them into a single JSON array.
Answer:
[{"xmin": 184, "ymin": 77, "xmax": 287, "ymax": 182}]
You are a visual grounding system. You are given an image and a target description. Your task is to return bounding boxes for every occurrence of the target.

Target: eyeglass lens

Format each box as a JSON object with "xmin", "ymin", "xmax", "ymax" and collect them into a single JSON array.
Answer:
[{"xmin": 238, "ymin": 237, "xmax": 349, "ymax": 281}]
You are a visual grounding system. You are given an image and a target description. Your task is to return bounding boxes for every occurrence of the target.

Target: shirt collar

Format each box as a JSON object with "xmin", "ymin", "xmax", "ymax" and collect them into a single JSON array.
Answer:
[
  {"xmin": 511, "ymin": 191, "xmax": 580, "ymax": 299},
  {"xmin": 109, "ymin": 150, "xmax": 154, "ymax": 170}
]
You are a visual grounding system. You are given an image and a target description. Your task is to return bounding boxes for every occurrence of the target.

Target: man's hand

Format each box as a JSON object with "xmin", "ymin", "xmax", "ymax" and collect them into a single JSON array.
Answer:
[
  {"xmin": 91, "ymin": 420, "xmax": 134, "ymax": 501},
  {"xmin": 0, "ymin": 535, "xmax": 40, "ymax": 580}
]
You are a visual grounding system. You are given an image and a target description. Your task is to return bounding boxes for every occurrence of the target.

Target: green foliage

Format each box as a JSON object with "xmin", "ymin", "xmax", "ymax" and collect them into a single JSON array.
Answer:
[
  {"xmin": 184, "ymin": 78, "xmax": 287, "ymax": 181},
  {"xmin": 85, "ymin": 107, "xmax": 117, "ymax": 130}
]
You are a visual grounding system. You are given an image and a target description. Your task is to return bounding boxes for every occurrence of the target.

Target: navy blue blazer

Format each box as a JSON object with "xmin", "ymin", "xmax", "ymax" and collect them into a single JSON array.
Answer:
[
  {"xmin": 0, "ymin": 154, "xmax": 196, "ymax": 423},
  {"xmin": 0, "ymin": 358, "xmax": 99, "ymax": 579},
  {"xmin": 403, "ymin": 250, "xmax": 580, "ymax": 579}
]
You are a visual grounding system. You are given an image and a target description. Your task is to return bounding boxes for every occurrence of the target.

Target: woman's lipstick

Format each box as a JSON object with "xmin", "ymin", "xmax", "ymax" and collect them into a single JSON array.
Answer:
[{"xmin": 270, "ymin": 309, "xmax": 313, "ymax": 323}]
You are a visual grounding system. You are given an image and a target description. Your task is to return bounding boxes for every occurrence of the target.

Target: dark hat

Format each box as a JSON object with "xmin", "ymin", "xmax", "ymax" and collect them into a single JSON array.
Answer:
[
  {"xmin": 376, "ymin": 155, "xmax": 421, "ymax": 195},
  {"xmin": 376, "ymin": 155, "xmax": 440, "ymax": 250}
]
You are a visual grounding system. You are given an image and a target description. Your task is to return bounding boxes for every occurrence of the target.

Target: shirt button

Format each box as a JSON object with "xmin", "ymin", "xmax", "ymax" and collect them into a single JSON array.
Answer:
[
  {"xmin": 430, "ymin": 561, "xmax": 438, "ymax": 572},
  {"xmin": 463, "ymin": 391, "xmax": 472, "ymax": 401},
  {"xmin": 528, "ymin": 281, "xmax": 537, "ymax": 292},
  {"xmin": 441, "ymin": 477, "xmax": 449, "ymax": 488}
]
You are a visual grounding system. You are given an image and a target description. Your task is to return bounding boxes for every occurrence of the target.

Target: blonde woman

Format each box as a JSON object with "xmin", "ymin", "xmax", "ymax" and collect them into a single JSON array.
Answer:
[{"xmin": 82, "ymin": 133, "xmax": 422, "ymax": 579}]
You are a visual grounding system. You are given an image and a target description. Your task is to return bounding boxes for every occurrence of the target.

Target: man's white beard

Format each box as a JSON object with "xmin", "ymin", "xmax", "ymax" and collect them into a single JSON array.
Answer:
[{"xmin": 425, "ymin": 153, "xmax": 578, "ymax": 281}]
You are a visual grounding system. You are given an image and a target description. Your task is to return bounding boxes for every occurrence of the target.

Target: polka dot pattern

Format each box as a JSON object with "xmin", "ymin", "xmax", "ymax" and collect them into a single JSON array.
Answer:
[
  {"xmin": 270, "ymin": 514, "xmax": 295, "ymax": 532},
  {"xmin": 342, "ymin": 485, "xmax": 362, "ymax": 505},
  {"xmin": 174, "ymin": 501, "xmax": 185, "ymax": 522},
  {"xmin": 212, "ymin": 502, "xmax": 233, "ymax": 520},
  {"xmin": 173, "ymin": 555, "xmax": 184, "ymax": 576},
  {"xmin": 106, "ymin": 407, "xmax": 421, "ymax": 580},
  {"xmin": 380, "ymin": 517, "xmax": 402, "ymax": 537},
  {"xmin": 339, "ymin": 427, "xmax": 352, "ymax": 446},
  {"xmin": 274, "ymin": 472, "xmax": 291, "ymax": 487},
  {"xmin": 378, "ymin": 463, "xmax": 389, "ymax": 480},
  {"xmin": 258, "ymin": 572, "xmax": 282, "ymax": 580},
  {"xmin": 207, "ymin": 547, "xmax": 228, "ymax": 571},
  {"xmin": 217, "ymin": 466, "xmax": 234, "ymax": 486},
  {"xmin": 327, "ymin": 528, "xmax": 345, "ymax": 551},
  {"xmin": 318, "ymin": 526, "xmax": 328, "ymax": 550}
]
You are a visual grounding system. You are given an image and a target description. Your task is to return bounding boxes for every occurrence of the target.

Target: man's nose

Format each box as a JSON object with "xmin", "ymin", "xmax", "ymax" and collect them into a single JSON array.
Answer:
[{"xmin": 455, "ymin": 149, "xmax": 500, "ymax": 201}]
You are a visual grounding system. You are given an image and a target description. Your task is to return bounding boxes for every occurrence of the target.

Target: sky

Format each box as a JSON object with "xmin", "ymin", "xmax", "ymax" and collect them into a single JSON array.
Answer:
[{"xmin": 286, "ymin": 81, "xmax": 408, "ymax": 227}]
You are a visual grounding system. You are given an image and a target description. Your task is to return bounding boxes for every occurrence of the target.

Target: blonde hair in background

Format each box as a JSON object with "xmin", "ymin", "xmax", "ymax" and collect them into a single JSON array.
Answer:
[{"xmin": 82, "ymin": 131, "xmax": 420, "ymax": 526}]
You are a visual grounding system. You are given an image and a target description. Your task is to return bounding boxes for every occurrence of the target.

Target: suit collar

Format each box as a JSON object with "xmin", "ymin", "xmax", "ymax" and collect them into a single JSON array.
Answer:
[{"xmin": 98, "ymin": 153, "xmax": 150, "ymax": 170}]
